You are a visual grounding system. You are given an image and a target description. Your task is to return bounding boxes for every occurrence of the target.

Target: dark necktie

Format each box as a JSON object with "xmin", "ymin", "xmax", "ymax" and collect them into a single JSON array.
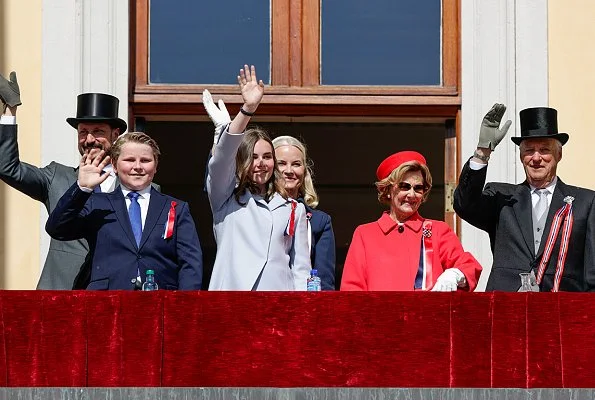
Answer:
[{"xmin": 127, "ymin": 191, "xmax": 142, "ymax": 246}]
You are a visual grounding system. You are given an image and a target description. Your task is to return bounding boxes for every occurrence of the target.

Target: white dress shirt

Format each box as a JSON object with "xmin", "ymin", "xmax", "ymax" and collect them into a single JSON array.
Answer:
[
  {"xmin": 99, "ymin": 164, "xmax": 117, "ymax": 193},
  {"xmin": 0, "ymin": 115, "xmax": 16, "ymax": 125}
]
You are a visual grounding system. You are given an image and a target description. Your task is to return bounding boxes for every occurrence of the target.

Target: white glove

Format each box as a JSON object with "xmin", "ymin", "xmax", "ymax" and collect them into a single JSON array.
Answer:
[
  {"xmin": 202, "ymin": 89, "xmax": 231, "ymax": 144},
  {"xmin": 431, "ymin": 268, "xmax": 467, "ymax": 292}
]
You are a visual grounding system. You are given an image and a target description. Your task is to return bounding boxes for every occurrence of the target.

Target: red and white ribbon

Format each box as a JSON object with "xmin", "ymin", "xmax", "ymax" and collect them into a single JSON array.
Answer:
[
  {"xmin": 535, "ymin": 197, "xmax": 574, "ymax": 292},
  {"xmin": 163, "ymin": 201, "xmax": 177, "ymax": 239},
  {"xmin": 422, "ymin": 220, "xmax": 433, "ymax": 290},
  {"xmin": 286, "ymin": 200, "xmax": 297, "ymax": 237}
]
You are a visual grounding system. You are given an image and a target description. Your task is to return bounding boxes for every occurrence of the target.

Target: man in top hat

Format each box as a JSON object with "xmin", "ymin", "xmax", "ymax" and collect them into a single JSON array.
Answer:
[
  {"xmin": 454, "ymin": 104, "xmax": 595, "ymax": 291},
  {"xmin": 0, "ymin": 71, "xmax": 128, "ymax": 289}
]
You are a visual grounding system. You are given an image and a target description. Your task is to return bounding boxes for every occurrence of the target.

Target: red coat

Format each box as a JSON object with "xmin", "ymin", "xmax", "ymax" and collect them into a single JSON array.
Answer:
[{"xmin": 341, "ymin": 212, "xmax": 482, "ymax": 291}]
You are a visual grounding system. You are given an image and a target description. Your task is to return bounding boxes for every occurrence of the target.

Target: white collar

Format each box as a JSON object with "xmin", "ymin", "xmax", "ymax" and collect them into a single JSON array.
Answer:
[
  {"xmin": 120, "ymin": 184, "xmax": 152, "ymax": 199},
  {"xmin": 529, "ymin": 176, "xmax": 557, "ymax": 194}
]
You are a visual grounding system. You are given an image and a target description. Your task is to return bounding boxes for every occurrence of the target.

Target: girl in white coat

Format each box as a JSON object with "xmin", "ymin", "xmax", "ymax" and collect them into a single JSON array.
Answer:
[{"xmin": 206, "ymin": 65, "xmax": 311, "ymax": 290}]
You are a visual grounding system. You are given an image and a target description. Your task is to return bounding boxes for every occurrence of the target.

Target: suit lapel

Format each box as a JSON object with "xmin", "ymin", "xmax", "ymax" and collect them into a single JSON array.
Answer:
[
  {"xmin": 108, "ymin": 186, "xmax": 139, "ymax": 249},
  {"xmin": 511, "ymin": 182, "xmax": 536, "ymax": 256},
  {"xmin": 303, "ymin": 202, "xmax": 317, "ymax": 231},
  {"xmin": 113, "ymin": 175, "xmax": 121, "ymax": 192},
  {"xmin": 139, "ymin": 188, "xmax": 167, "ymax": 250}
]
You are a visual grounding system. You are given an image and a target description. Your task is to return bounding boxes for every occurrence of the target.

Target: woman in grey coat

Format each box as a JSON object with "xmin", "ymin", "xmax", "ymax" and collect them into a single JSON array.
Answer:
[{"xmin": 205, "ymin": 65, "xmax": 311, "ymax": 290}]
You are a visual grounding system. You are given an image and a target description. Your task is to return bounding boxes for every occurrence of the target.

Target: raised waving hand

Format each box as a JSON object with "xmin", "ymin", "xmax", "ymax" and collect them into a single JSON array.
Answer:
[
  {"xmin": 78, "ymin": 150, "xmax": 111, "ymax": 190},
  {"xmin": 229, "ymin": 64, "xmax": 264, "ymax": 134}
]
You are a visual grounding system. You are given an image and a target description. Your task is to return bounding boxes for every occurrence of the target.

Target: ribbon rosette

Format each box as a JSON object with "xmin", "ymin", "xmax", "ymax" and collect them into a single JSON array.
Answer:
[
  {"xmin": 422, "ymin": 226, "xmax": 432, "ymax": 238},
  {"xmin": 422, "ymin": 220, "xmax": 434, "ymax": 289},
  {"xmin": 163, "ymin": 201, "xmax": 177, "ymax": 239}
]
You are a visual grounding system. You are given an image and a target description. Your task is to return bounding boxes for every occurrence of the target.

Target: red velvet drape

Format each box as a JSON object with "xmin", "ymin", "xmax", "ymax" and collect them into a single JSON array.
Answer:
[{"xmin": 1, "ymin": 291, "xmax": 594, "ymax": 387}]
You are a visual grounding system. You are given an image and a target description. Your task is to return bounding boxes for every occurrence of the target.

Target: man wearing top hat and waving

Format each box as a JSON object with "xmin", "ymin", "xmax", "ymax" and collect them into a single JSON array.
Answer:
[
  {"xmin": 0, "ymin": 71, "xmax": 128, "ymax": 289},
  {"xmin": 454, "ymin": 104, "xmax": 595, "ymax": 292}
]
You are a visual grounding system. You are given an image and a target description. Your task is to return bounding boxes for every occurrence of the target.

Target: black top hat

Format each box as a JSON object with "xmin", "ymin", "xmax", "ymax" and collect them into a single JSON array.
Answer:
[
  {"xmin": 66, "ymin": 93, "xmax": 127, "ymax": 133},
  {"xmin": 511, "ymin": 107, "xmax": 568, "ymax": 146}
]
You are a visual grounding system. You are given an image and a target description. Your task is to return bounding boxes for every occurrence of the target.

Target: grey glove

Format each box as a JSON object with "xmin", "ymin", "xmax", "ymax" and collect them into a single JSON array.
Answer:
[
  {"xmin": 478, "ymin": 103, "xmax": 512, "ymax": 150},
  {"xmin": 0, "ymin": 71, "xmax": 21, "ymax": 109}
]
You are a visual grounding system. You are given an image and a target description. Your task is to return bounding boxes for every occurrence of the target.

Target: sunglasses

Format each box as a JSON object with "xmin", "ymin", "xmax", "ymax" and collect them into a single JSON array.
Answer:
[{"xmin": 397, "ymin": 182, "xmax": 427, "ymax": 194}]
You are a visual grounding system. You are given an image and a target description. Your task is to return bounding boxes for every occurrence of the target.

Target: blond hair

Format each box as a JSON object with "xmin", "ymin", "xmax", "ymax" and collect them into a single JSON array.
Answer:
[
  {"xmin": 272, "ymin": 135, "xmax": 319, "ymax": 208},
  {"xmin": 375, "ymin": 161, "xmax": 432, "ymax": 206},
  {"xmin": 110, "ymin": 131, "xmax": 161, "ymax": 164}
]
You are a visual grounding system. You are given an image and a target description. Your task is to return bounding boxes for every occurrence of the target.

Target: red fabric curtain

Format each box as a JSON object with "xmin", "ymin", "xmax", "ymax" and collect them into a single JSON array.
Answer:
[{"xmin": 1, "ymin": 291, "xmax": 594, "ymax": 387}]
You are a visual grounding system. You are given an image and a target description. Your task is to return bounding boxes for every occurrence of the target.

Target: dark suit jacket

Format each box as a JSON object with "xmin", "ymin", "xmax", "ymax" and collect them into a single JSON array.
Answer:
[
  {"xmin": 454, "ymin": 160, "xmax": 595, "ymax": 291},
  {"xmin": 46, "ymin": 183, "xmax": 202, "ymax": 290},
  {"xmin": 302, "ymin": 202, "xmax": 336, "ymax": 290},
  {"xmin": 0, "ymin": 124, "xmax": 161, "ymax": 289}
]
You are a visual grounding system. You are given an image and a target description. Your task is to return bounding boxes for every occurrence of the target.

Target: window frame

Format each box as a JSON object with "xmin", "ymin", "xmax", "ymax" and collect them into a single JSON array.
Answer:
[{"xmin": 130, "ymin": 0, "xmax": 460, "ymax": 117}]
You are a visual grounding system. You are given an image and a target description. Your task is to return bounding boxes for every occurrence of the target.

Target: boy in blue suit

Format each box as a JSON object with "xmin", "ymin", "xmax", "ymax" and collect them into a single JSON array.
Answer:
[{"xmin": 46, "ymin": 132, "xmax": 202, "ymax": 290}]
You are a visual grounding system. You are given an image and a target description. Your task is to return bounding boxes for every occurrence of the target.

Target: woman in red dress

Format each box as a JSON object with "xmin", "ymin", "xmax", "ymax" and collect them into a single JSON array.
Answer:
[{"xmin": 341, "ymin": 151, "xmax": 482, "ymax": 291}]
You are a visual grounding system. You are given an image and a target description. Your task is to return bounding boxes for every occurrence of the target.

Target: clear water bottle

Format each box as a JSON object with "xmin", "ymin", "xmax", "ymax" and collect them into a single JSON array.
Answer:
[
  {"xmin": 307, "ymin": 269, "xmax": 321, "ymax": 291},
  {"xmin": 517, "ymin": 271, "xmax": 539, "ymax": 292},
  {"xmin": 142, "ymin": 269, "xmax": 159, "ymax": 291}
]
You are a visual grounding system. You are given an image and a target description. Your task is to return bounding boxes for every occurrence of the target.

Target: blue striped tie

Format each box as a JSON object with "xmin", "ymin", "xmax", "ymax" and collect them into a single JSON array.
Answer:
[{"xmin": 127, "ymin": 192, "xmax": 142, "ymax": 246}]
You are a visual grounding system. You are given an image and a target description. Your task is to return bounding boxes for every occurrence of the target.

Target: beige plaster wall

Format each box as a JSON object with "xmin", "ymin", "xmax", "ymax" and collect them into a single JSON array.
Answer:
[
  {"xmin": 0, "ymin": 0, "xmax": 42, "ymax": 288},
  {"xmin": 549, "ymin": 0, "xmax": 595, "ymax": 188}
]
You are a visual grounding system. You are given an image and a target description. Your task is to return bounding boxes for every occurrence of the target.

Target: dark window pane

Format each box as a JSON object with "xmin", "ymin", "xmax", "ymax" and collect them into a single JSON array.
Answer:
[
  {"xmin": 149, "ymin": 0, "xmax": 271, "ymax": 84},
  {"xmin": 321, "ymin": 0, "xmax": 441, "ymax": 86}
]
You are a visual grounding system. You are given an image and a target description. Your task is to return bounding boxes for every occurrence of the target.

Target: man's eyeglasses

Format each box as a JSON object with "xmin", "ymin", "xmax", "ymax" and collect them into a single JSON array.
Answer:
[{"xmin": 397, "ymin": 182, "xmax": 427, "ymax": 194}]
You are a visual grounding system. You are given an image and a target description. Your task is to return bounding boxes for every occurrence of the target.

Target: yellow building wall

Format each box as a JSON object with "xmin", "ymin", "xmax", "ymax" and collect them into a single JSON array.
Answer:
[
  {"xmin": 549, "ymin": 0, "xmax": 595, "ymax": 188},
  {"xmin": 0, "ymin": 1, "xmax": 42, "ymax": 288}
]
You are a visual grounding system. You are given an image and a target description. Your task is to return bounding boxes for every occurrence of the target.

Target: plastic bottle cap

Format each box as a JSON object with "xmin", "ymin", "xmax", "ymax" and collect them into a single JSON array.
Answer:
[
  {"xmin": 311, "ymin": 269, "xmax": 318, "ymax": 276},
  {"xmin": 146, "ymin": 269, "xmax": 154, "ymax": 275}
]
